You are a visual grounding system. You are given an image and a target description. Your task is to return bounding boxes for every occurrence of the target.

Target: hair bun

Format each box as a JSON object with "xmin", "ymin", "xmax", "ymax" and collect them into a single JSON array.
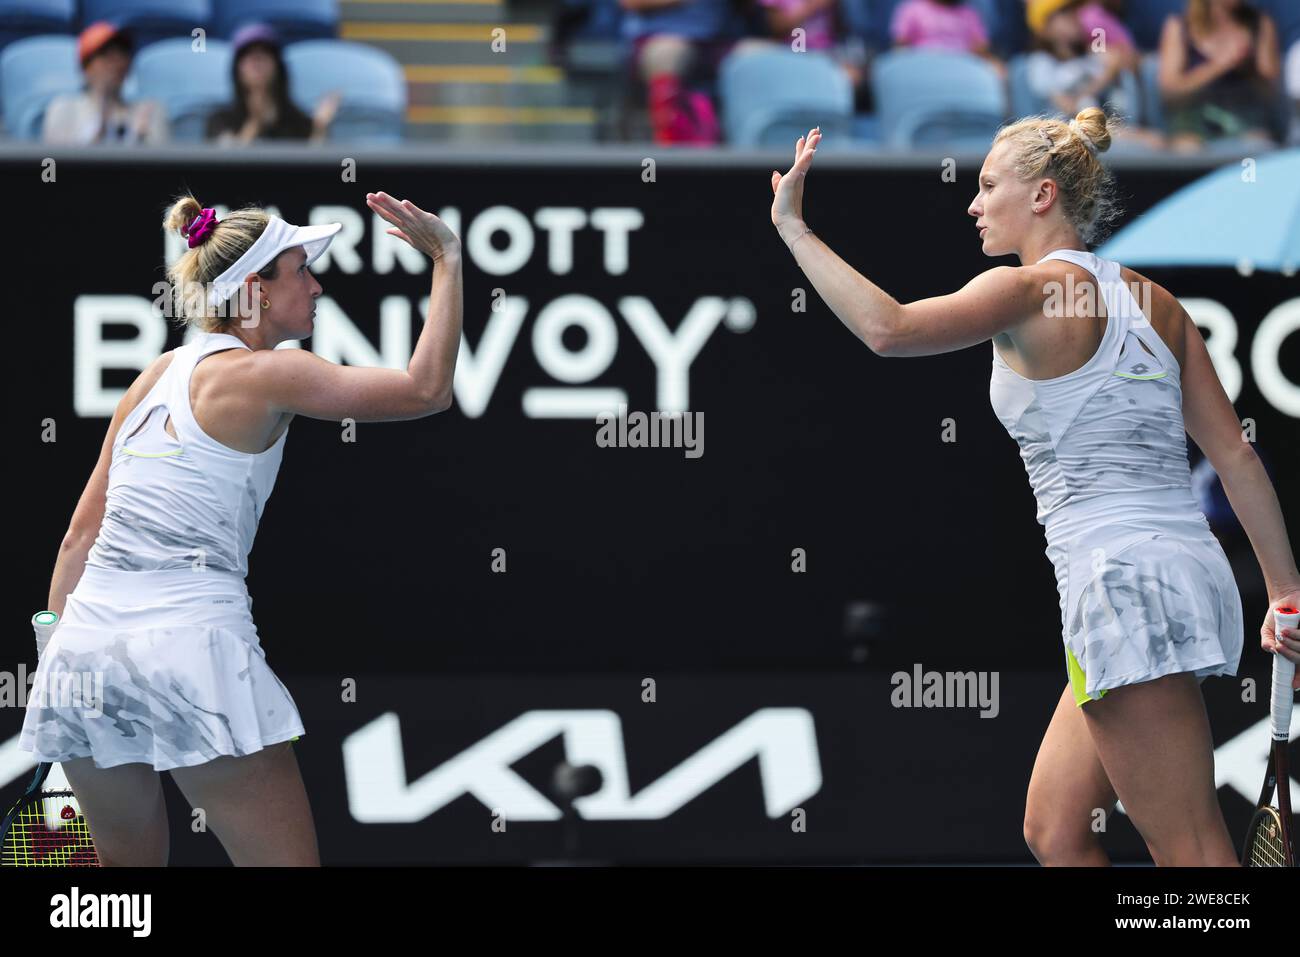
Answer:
[{"xmin": 1070, "ymin": 107, "xmax": 1112, "ymax": 155}]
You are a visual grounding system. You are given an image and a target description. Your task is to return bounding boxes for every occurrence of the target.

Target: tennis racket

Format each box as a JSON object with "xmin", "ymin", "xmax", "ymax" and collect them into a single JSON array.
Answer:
[
  {"xmin": 0, "ymin": 762, "xmax": 99, "ymax": 867},
  {"xmin": 0, "ymin": 611, "xmax": 100, "ymax": 867},
  {"xmin": 1241, "ymin": 605, "xmax": 1298, "ymax": 867}
]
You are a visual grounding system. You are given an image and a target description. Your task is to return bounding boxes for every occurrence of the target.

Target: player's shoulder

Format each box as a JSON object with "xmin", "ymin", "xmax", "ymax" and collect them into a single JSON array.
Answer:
[
  {"xmin": 112, "ymin": 350, "xmax": 177, "ymax": 419},
  {"xmin": 243, "ymin": 345, "xmax": 318, "ymax": 370},
  {"xmin": 231, "ymin": 345, "xmax": 326, "ymax": 390},
  {"xmin": 136, "ymin": 349, "xmax": 177, "ymax": 390}
]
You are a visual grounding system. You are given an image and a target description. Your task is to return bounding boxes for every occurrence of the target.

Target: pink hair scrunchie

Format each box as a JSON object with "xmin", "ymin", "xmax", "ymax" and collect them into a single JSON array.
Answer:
[{"xmin": 182, "ymin": 207, "xmax": 219, "ymax": 248}]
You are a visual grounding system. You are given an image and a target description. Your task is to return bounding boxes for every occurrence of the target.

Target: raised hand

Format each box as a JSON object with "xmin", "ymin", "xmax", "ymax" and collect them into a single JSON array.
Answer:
[
  {"xmin": 771, "ymin": 127, "xmax": 821, "ymax": 233},
  {"xmin": 365, "ymin": 191, "xmax": 462, "ymax": 262}
]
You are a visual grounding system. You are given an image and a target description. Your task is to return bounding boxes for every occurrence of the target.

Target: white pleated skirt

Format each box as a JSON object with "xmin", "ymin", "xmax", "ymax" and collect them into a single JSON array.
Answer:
[
  {"xmin": 1048, "ymin": 521, "xmax": 1244, "ymax": 703},
  {"xmin": 19, "ymin": 565, "xmax": 304, "ymax": 771}
]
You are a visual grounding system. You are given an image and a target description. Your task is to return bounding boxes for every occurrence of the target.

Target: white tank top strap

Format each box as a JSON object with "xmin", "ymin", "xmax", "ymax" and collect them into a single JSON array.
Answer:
[
  {"xmin": 1053, "ymin": 249, "xmax": 1180, "ymax": 383},
  {"xmin": 1035, "ymin": 247, "xmax": 1151, "ymax": 380},
  {"xmin": 162, "ymin": 332, "xmax": 253, "ymax": 451}
]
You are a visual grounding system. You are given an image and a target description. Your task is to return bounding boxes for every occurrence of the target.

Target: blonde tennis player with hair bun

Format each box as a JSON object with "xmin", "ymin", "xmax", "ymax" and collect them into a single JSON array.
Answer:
[
  {"xmin": 19, "ymin": 191, "xmax": 462, "ymax": 866},
  {"xmin": 771, "ymin": 108, "xmax": 1300, "ymax": 866}
]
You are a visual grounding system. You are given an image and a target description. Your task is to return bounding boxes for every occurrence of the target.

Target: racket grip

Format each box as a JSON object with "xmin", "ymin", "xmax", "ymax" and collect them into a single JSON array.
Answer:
[
  {"xmin": 32, "ymin": 610, "xmax": 59, "ymax": 660},
  {"xmin": 1271, "ymin": 607, "xmax": 1299, "ymax": 741}
]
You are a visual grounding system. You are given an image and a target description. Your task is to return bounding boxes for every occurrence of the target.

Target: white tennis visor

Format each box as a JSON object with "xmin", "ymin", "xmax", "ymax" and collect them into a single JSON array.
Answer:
[{"xmin": 207, "ymin": 216, "xmax": 343, "ymax": 307}]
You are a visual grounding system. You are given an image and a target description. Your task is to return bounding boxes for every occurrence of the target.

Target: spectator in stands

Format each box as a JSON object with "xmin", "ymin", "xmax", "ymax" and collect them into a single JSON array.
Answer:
[
  {"xmin": 1069, "ymin": 0, "xmax": 1137, "ymax": 65},
  {"xmin": 752, "ymin": 0, "xmax": 836, "ymax": 51},
  {"xmin": 730, "ymin": 0, "xmax": 867, "ymax": 91},
  {"xmin": 1157, "ymin": 0, "xmax": 1282, "ymax": 151},
  {"xmin": 42, "ymin": 22, "xmax": 169, "ymax": 145},
  {"xmin": 620, "ymin": 0, "xmax": 732, "ymax": 144},
  {"xmin": 206, "ymin": 23, "xmax": 341, "ymax": 145},
  {"xmin": 1025, "ymin": 0, "xmax": 1164, "ymax": 146},
  {"xmin": 890, "ymin": 0, "xmax": 1006, "ymax": 76}
]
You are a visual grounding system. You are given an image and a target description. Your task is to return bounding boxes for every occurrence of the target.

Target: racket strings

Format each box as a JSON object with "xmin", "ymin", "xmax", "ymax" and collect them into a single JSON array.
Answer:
[
  {"xmin": 1244, "ymin": 809, "xmax": 1288, "ymax": 867},
  {"xmin": 1, "ymin": 797, "xmax": 99, "ymax": 867}
]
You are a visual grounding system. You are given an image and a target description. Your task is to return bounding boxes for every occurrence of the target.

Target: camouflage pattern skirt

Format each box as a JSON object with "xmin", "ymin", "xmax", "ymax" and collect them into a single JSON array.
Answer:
[
  {"xmin": 1047, "ymin": 524, "xmax": 1244, "ymax": 706},
  {"xmin": 20, "ymin": 566, "xmax": 304, "ymax": 771}
]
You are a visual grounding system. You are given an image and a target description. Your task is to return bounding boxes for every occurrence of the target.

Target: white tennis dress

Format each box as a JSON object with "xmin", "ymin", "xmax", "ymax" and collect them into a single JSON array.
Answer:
[
  {"xmin": 989, "ymin": 248, "xmax": 1244, "ymax": 705},
  {"xmin": 20, "ymin": 332, "xmax": 304, "ymax": 770}
]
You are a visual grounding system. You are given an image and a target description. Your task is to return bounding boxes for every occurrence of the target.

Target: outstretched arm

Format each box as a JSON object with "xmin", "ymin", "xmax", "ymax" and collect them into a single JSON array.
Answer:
[
  {"xmin": 771, "ymin": 129, "xmax": 1038, "ymax": 356},
  {"xmin": 247, "ymin": 192, "xmax": 464, "ymax": 422}
]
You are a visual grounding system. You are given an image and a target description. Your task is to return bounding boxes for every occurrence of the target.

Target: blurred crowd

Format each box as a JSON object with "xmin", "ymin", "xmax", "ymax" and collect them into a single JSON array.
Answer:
[
  {"xmin": 565, "ymin": 0, "xmax": 1299, "ymax": 149},
  {"xmin": 40, "ymin": 20, "xmax": 338, "ymax": 146},
  {"xmin": 22, "ymin": 0, "xmax": 1300, "ymax": 150}
]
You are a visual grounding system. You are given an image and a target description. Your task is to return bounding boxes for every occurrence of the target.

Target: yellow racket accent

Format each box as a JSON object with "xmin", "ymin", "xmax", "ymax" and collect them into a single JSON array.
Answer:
[{"xmin": 1, "ymin": 794, "xmax": 100, "ymax": 867}]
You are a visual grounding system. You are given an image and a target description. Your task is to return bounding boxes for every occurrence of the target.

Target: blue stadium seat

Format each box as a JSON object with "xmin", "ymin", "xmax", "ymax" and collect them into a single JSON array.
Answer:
[
  {"xmin": 124, "ymin": 37, "xmax": 231, "ymax": 142},
  {"xmin": 850, "ymin": 0, "xmax": 1010, "ymax": 54},
  {"xmin": 871, "ymin": 49, "xmax": 1007, "ymax": 148},
  {"xmin": 1125, "ymin": 0, "xmax": 1184, "ymax": 51},
  {"xmin": 1007, "ymin": 53, "xmax": 1038, "ymax": 118},
  {"xmin": 283, "ymin": 39, "xmax": 404, "ymax": 143},
  {"xmin": 0, "ymin": 0, "xmax": 76, "ymax": 57},
  {"xmin": 215, "ymin": 0, "xmax": 338, "ymax": 42},
  {"xmin": 1, "ymin": 33, "xmax": 79, "ymax": 138},
  {"xmin": 1138, "ymin": 50, "xmax": 1165, "ymax": 131},
  {"xmin": 82, "ymin": 0, "xmax": 213, "ymax": 48},
  {"xmin": 719, "ymin": 48, "xmax": 855, "ymax": 147},
  {"xmin": 851, "ymin": 112, "xmax": 882, "ymax": 143}
]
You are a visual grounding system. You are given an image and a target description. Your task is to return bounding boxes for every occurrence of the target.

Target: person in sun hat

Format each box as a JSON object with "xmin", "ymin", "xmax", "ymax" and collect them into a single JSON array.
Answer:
[{"xmin": 42, "ymin": 21, "xmax": 169, "ymax": 145}]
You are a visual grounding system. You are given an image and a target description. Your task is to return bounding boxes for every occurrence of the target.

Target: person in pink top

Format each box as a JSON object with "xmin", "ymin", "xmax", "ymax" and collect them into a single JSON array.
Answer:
[
  {"xmin": 734, "ymin": 0, "xmax": 868, "ymax": 93},
  {"xmin": 757, "ymin": 0, "xmax": 836, "ymax": 50},
  {"xmin": 891, "ymin": 0, "xmax": 1006, "ymax": 75},
  {"xmin": 1031, "ymin": 0, "xmax": 1138, "ymax": 71},
  {"xmin": 1076, "ymin": 2, "xmax": 1136, "ymax": 54}
]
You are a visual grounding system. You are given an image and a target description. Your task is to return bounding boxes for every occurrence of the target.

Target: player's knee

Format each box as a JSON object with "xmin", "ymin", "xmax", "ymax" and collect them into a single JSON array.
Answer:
[
  {"xmin": 1144, "ymin": 831, "xmax": 1239, "ymax": 867},
  {"xmin": 90, "ymin": 815, "xmax": 169, "ymax": 867},
  {"xmin": 1023, "ymin": 807, "xmax": 1100, "ymax": 865},
  {"xmin": 96, "ymin": 841, "xmax": 168, "ymax": 867}
]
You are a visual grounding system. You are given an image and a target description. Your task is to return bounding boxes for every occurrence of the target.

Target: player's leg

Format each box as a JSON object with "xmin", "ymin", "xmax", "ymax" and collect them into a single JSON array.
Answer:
[
  {"xmin": 60, "ymin": 758, "xmax": 169, "ymax": 866},
  {"xmin": 1080, "ymin": 672, "xmax": 1238, "ymax": 866},
  {"xmin": 168, "ymin": 740, "xmax": 319, "ymax": 866},
  {"xmin": 1023, "ymin": 684, "xmax": 1118, "ymax": 865}
]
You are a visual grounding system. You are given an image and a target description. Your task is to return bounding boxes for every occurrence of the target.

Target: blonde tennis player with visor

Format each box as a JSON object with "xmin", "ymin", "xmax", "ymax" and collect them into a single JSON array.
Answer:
[
  {"xmin": 19, "ymin": 191, "xmax": 463, "ymax": 866},
  {"xmin": 770, "ymin": 108, "xmax": 1300, "ymax": 866}
]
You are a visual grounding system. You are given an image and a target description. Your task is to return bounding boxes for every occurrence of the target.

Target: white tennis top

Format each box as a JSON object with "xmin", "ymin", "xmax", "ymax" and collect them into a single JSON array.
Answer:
[
  {"xmin": 86, "ymin": 332, "xmax": 288, "ymax": 576},
  {"xmin": 988, "ymin": 247, "xmax": 1207, "ymax": 546}
]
